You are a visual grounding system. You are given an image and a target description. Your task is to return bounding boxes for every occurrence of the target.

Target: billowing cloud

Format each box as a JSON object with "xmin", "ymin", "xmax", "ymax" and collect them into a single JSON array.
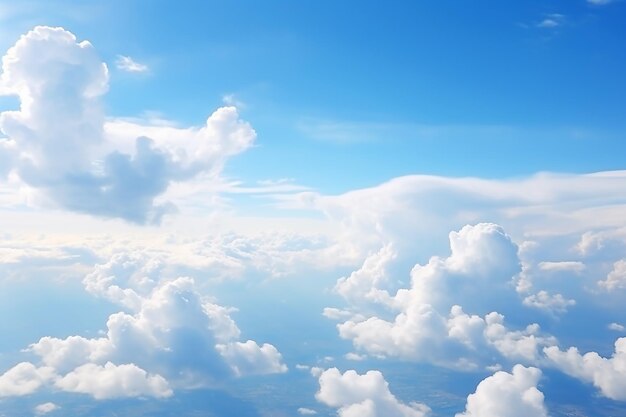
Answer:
[
  {"xmin": 55, "ymin": 362, "xmax": 172, "ymax": 400},
  {"xmin": 315, "ymin": 368, "xmax": 430, "ymax": 417},
  {"xmin": 455, "ymin": 365, "xmax": 548, "ymax": 417},
  {"xmin": 544, "ymin": 337, "xmax": 626, "ymax": 400},
  {"xmin": 0, "ymin": 26, "xmax": 256, "ymax": 223},
  {"xmin": 28, "ymin": 275, "xmax": 285, "ymax": 386},
  {"xmin": 598, "ymin": 260, "xmax": 626, "ymax": 291},
  {"xmin": 7, "ymin": 258, "xmax": 287, "ymax": 401},
  {"xmin": 0, "ymin": 362, "xmax": 54, "ymax": 397},
  {"xmin": 216, "ymin": 340, "xmax": 288, "ymax": 377},
  {"xmin": 328, "ymin": 223, "xmax": 555, "ymax": 368}
]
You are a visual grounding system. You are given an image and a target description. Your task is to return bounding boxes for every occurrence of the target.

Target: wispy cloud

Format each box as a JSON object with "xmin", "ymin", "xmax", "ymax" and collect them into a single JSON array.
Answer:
[
  {"xmin": 588, "ymin": 0, "xmax": 615, "ymax": 5},
  {"xmin": 537, "ymin": 13, "xmax": 565, "ymax": 28},
  {"xmin": 115, "ymin": 55, "xmax": 149, "ymax": 73}
]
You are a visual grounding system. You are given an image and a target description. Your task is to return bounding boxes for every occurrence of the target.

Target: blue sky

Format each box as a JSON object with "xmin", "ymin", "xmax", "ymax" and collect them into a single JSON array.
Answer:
[{"xmin": 1, "ymin": 1, "xmax": 626, "ymax": 416}]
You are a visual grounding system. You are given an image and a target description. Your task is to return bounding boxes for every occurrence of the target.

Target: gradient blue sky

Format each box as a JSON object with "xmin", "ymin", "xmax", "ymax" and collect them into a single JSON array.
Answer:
[{"xmin": 1, "ymin": 1, "xmax": 626, "ymax": 416}]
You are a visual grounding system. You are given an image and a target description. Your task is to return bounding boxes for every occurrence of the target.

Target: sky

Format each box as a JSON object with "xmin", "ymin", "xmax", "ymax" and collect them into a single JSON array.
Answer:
[{"xmin": 0, "ymin": 1, "xmax": 626, "ymax": 416}]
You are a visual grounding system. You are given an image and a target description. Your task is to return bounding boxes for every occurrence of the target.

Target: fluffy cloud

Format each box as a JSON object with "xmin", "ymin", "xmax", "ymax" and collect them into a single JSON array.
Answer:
[
  {"xmin": 522, "ymin": 290, "xmax": 576, "ymax": 315},
  {"xmin": 315, "ymin": 368, "xmax": 430, "ymax": 417},
  {"xmin": 329, "ymin": 223, "xmax": 555, "ymax": 367},
  {"xmin": 0, "ymin": 362, "xmax": 54, "ymax": 397},
  {"xmin": 455, "ymin": 365, "xmax": 548, "ymax": 417},
  {"xmin": 0, "ymin": 26, "xmax": 255, "ymax": 223},
  {"xmin": 598, "ymin": 260, "xmax": 626, "ymax": 291},
  {"xmin": 55, "ymin": 362, "xmax": 172, "ymax": 400},
  {"xmin": 34, "ymin": 402, "xmax": 59, "ymax": 415},
  {"xmin": 544, "ymin": 337, "xmax": 626, "ymax": 400},
  {"xmin": 82, "ymin": 252, "xmax": 163, "ymax": 309},
  {"xmin": 216, "ymin": 340, "xmax": 288, "ymax": 377},
  {"xmin": 25, "ymin": 272, "xmax": 286, "ymax": 396}
]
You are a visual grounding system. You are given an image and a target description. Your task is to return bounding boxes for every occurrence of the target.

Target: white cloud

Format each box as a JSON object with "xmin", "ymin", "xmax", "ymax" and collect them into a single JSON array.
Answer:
[
  {"xmin": 298, "ymin": 171, "xmax": 626, "ymax": 262},
  {"xmin": 482, "ymin": 313, "xmax": 556, "ymax": 363},
  {"xmin": 0, "ymin": 26, "xmax": 256, "ymax": 223},
  {"xmin": 537, "ymin": 19, "xmax": 560, "ymax": 28},
  {"xmin": 216, "ymin": 340, "xmax": 288, "ymax": 377},
  {"xmin": 608, "ymin": 322, "xmax": 625, "ymax": 332},
  {"xmin": 34, "ymin": 402, "xmax": 59, "ymax": 415},
  {"xmin": 588, "ymin": 0, "xmax": 615, "ymax": 5},
  {"xmin": 28, "ymin": 274, "xmax": 286, "ymax": 390},
  {"xmin": 330, "ymin": 223, "xmax": 555, "ymax": 367},
  {"xmin": 0, "ymin": 362, "xmax": 54, "ymax": 397},
  {"xmin": 334, "ymin": 243, "xmax": 397, "ymax": 306},
  {"xmin": 537, "ymin": 13, "xmax": 565, "ymax": 28},
  {"xmin": 544, "ymin": 337, "xmax": 626, "ymax": 400},
  {"xmin": 537, "ymin": 261, "xmax": 585, "ymax": 273},
  {"xmin": 115, "ymin": 55, "xmax": 148, "ymax": 73},
  {"xmin": 455, "ymin": 365, "xmax": 548, "ymax": 417},
  {"xmin": 522, "ymin": 290, "xmax": 576, "ymax": 315},
  {"xmin": 598, "ymin": 260, "xmax": 626, "ymax": 291},
  {"xmin": 55, "ymin": 362, "xmax": 172, "ymax": 399},
  {"xmin": 345, "ymin": 352, "xmax": 367, "ymax": 361},
  {"xmin": 298, "ymin": 408, "xmax": 318, "ymax": 415},
  {"xmin": 315, "ymin": 368, "xmax": 431, "ymax": 417}
]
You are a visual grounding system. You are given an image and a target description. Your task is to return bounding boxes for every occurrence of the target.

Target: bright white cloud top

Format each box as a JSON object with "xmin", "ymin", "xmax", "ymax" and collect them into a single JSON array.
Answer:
[{"xmin": 0, "ymin": 6, "xmax": 625, "ymax": 417}]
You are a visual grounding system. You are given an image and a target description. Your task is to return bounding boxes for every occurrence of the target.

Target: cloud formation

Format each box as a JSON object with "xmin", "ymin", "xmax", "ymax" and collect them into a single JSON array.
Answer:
[
  {"xmin": 55, "ymin": 362, "xmax": 172, "ymax": 399},
  {"xmin": 0, "ymin": 254, "xmax": 288, "ymax": 400},
  {"xmin": 455, "ymin": 365, "xmax": 548, "ymax": 417},
  {"xmin": 315, "ymin": 368, "xmax": 430, "ymax": 417},
  {"xmin": 544, "ymin": 337, "xmax": 626, "ymax": 400},
  {"xmin": 34, "ymin": 402, "xmax": 59, "ymax": 416},
  {"xmin": 115, "ymin": 55, "xmax": 148, "ymax": 73},
  {"xmin": 0, "ymin": 26, "xmax": 256, "ymax": 223},
  {"xmin": 0, "ymin": 363, "xmax": 54, "ymax": 397},
  {"xmin": 328, "ymin": 223, "xmax": 556, "ymax": 368}
]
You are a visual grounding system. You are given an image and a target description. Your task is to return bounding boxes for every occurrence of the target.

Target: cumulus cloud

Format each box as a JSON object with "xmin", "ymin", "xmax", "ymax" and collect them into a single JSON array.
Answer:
[
  {"xmin": 522, "ymin": 290, "xmax": 576, "ymax": 315},
  {"xmin": 34, "ymin": 402, "xmax": 59, "ymax": 415},
  {"xmin": 455, "ymin": 365, "xmax": 548, "ymax": 417},
  {"xmin": 315, "ymin": 368, "xmax": 431, "ymax": 417},
  {"xmin": 0, "ymin": 26, "xmax": 255, "ymax": 223},
  {"xmin": 334, "ymin": 243, "xmax": 397, "ymax": 306},
  {"xmin": 598, "ymin": 260, "xmax": 626, "ymax": 291},
  {"xmin": 329, "ymin": 223, "xmax": 555, "ymax": 368},
  {"xmin": 216, "ymin": 340, "xmax": 288, "ymax": 377},
  {"xmin": 115, "ymin": 55, "xmax": 148, "ymax": 73},
  {"xmin": 544, "ymin": 337, "xmax": 626, "ymax": 400},
  {"xmin": 25, "ymin": 272, "xmax": 286, "ymax": 396},
  {"xmin": 55, "ymin": 362, "xmax": 172, "ymax": 399},
  {"xmin": 298, "ymin": 407, "xmax": 317, "ymax": 415},
  {"xmin": 0, "ymin": 362, "xmax": 54, "ymax": 397}
]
